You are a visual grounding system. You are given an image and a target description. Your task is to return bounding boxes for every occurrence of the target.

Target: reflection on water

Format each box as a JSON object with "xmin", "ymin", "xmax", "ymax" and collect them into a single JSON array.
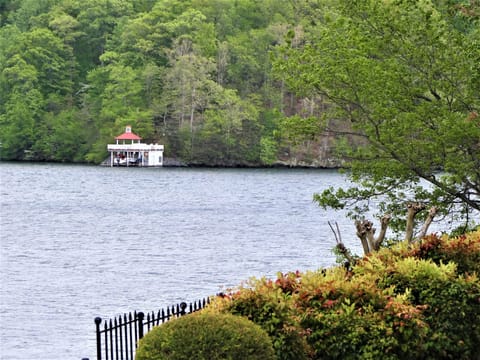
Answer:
[{"xmin": 1, "ymin": 163, "xmax": 359, "ymax": 360}]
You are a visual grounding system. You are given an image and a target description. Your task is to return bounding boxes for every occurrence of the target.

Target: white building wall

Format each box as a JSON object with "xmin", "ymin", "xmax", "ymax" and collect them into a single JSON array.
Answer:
[{"xmin": 148, "ymin": 150, "xmax": 163, "ymax": 166}]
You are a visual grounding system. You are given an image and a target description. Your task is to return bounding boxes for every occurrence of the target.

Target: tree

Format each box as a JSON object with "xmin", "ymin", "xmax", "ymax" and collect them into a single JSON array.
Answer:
[
  {"xmin": 197, "ymin": 89, "xmax": 261, "ymax": 165},
  {"xmin": 160, "ymin": 36, "xmax": 217, "ymax": 160},
  {"xmin": 0, "ymin": 26, "xmax": 78, "ymax": 161},
  {"xmin": 274, "ymin": 0, "xmax": 480, "ymax": 236},
  {"xmin": 66, "ymin": 0, "xmax": 134, "ymax": 74},
  {"xmin": 0, "ymin": 88, "xmax": 42, "ymax": 159},
  {"xmin": 4, "ymin": 0, "xmax": 58, "ymax": 31}
]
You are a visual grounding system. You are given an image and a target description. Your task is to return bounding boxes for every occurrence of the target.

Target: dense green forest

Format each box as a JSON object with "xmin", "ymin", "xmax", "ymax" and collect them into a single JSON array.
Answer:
[
  {"xmin": 0, "ymin": 0, "xmax": 331, "ymax": 166},
  {"xmin": 0, "ymin": 0, "xmax": 478, "ymax": 170}
]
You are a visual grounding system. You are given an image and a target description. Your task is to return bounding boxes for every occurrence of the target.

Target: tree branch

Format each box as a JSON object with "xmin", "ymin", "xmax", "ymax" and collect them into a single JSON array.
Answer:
[
  {"xmin": 373, "ymin": 214, "xmax": 391, "ymax": 250},
  {"xmin": 416, "ymin": 206, "xmax": 438, "ymax": 241},
  {"xmin": 329, "ymin": 221, "xmax": 356, "ymax": 267},
  {"xmin": 355, "ymin": 219, "xmax": 373, "ymax": 254},
  {"xmin": 355, "ymin": 215, "xmax": 391, "ymax": 254},
  {"xmin": 405, "ymin": 202, "xmax": 426, "ymax": 243}
]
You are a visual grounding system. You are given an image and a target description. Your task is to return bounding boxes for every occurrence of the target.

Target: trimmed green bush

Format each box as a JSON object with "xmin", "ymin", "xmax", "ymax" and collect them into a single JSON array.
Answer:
[{"xmin": 135, "ymin": 312, "xmax": 276, "ymax": 360}]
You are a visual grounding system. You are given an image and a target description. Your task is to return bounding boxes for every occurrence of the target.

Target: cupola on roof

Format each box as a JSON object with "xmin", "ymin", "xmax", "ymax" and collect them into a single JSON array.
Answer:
[{"xmin": 115, "ymin": 125, "xmax": 142, "ymax": 140}]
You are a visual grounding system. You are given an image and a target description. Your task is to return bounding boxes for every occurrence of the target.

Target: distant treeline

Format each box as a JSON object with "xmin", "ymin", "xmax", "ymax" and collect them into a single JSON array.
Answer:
[{"xmin": 0, "ymin": 0, "xmax": 341, "ymax": 166}]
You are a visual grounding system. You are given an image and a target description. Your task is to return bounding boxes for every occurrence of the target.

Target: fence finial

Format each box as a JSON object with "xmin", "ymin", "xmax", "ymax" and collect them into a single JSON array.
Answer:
[
  {"xmin": 93, "ymin": 299, "xmax": 208, "ymax": 360},
  {"xmin": 180, "ymin": 302, "xmax": 187, "ymax": 316},
  {"xmin": 94, "ymin": 317, "xmax": 102, "ymax": 360}
]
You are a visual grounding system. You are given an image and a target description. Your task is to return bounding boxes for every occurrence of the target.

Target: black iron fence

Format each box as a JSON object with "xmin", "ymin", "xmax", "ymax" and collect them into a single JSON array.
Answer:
[{"xmin": 90, "ymin": 298, "xmax": 210, "ymax": 360}]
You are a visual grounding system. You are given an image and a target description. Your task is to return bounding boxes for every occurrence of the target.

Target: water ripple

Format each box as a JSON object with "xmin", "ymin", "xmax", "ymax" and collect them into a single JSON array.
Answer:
[{"xmin": 0, "ymin": 163, "xmax": 358, "ymax": 360}]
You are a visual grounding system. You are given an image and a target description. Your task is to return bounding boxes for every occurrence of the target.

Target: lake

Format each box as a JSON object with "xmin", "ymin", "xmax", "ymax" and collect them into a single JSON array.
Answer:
[{"xmin": 0, "ymin": 163, "xmax": 365, "ymax": 359}]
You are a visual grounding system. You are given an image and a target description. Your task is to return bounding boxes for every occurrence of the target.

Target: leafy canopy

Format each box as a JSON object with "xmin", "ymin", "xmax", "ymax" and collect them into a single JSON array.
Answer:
[{"xmin": 274, "ymin": 0, "xmax": 480, "ymax": 232}]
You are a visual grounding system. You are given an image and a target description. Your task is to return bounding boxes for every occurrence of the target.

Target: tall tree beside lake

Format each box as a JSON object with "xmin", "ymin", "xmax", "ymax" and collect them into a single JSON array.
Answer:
[{"xmin": 274, "ymin": 0, "xmax": 480, "ymax": 232}]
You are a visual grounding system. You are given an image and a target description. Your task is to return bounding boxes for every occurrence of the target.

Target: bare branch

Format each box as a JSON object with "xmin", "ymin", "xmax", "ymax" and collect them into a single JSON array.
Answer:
[
  {"xmin": 405, "ymin": 202, "xmax": 426, "ymax": 243},
  {"xmin": 416, "ymin": 206, "xmax": 438, "ymax": 241},
  {"xmin": 329, "ymin": 221, "xmax": 356, "ymax": 266},
  {"xmin": 373, "ymin": 214, "xmax": 391, "ymax": 250},
  {"xmin": 355, "ymin": 220, "xmax": 372, "ymax": 254},
  {"xmin": 365, "ymin": 221, "xmax": 376, "ymax": 253},
  {"xmin": 328, "ymin": 221, "xmax": 340, "ymax": 243},
  {"xmin": 335, "ymin": 221, "xmax": 342, "ymax": 244}
]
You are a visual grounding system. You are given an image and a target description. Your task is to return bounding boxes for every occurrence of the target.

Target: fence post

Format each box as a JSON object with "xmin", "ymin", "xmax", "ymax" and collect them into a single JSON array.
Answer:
[
  {"xmin": 94, "ymin": 317, "xmax": 102, "ymax": 360},
  {"xmin": 91, "ymin": 298, "xmax": 210, "ymax": 359},
  {"xmin": 179, "ymin": 302, "xmax": 187, "ymax": 316},
  {"xmin": 137, "ymin": 312, "xmax": 145, "ymax": 340}
]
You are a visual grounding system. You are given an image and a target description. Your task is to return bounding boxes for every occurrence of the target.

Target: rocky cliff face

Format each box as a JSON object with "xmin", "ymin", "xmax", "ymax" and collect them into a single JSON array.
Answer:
[
  {"xmin": 275, "ymin": 118, "xmax": 363, "ymax": 168},
  {"xmin": 275, "ymin": 135, "xmax": 343, "ymax": 168}
]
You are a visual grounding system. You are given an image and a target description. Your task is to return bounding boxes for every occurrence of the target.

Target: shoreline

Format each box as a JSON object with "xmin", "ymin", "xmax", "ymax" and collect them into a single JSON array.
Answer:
[{"xmin": 1, "ymin": 158, "xmax": 345, "ymax": 170}]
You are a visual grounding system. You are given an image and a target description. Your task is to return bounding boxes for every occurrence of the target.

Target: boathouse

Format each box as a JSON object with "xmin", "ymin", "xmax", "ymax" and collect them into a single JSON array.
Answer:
[{"xmin": 107, "ymin": 126, "xmax": 164, "ymax": 167}]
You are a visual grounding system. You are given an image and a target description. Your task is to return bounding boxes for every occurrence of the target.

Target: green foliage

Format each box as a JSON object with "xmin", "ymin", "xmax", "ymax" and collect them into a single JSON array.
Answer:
[
  {"xmin": 274, "ymin": 0, "xmax": 480, "ymax": 230},
  {"xmin": 207, "ymin": 230, "xmax": 480, "ymax": 359},
  {"xmin": 410, "ymin": 232, "xmax": 480, "ymax": 277},
  {"xmin": 135, "ymin": 312, "xmax": 275, "ymax": 360},
  {"xmin": 2, "ymin": 0, "xmax": 478, "ymax": 177},
  {"xmin": 206, "ymin": 273, "xmax": 310, "ymax": 360},
  {"xmin": 260, "ymin": 136, "xmax": 278, "ymax": 165},
  {"xmin": 194, "ymin": 90, "xmax": 263, "ymax": 165},
  {"xmin": 278, "ymin": 115, "xmax": 323, "ymax": 146},
  {"xmin": 377, "ymin": 252, "xmax": 480, "ymax": 359},
  {"xmin": 0, "ymin": 0, "xmax": 298, "ymax": 165},
  {"xmin": 296, "ymin": 268, "xmax": 428, "ymax": 359}
]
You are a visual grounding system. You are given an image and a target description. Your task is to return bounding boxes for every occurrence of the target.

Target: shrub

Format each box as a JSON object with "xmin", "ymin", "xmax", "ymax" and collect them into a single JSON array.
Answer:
[
  {"xmin": 135, "ymin": 312, "xmax": 275, "ymax": 360},
  {"xmin": 411, "ymin": 230, "xmax": 480, "ymax": 274},
  {"xmin": 296, "ymin": 268, "xmax": 428, "ymax": 359},
  {"xmin": 203, "ymin": 231, "xmax": 480, "ymax": 360},
  {"xmin": 207, "ymin": 274, "xmax": 311, "ymax": 360},
  {"xmin": 381, "ymin": 257, "xmax": 480, "ymax": 359}
]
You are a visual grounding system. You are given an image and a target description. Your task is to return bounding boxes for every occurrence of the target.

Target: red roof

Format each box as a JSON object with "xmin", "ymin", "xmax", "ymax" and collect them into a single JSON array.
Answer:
[{"xmin": 115, "ymin": 131, "xmax": 142, "ymax": 140}]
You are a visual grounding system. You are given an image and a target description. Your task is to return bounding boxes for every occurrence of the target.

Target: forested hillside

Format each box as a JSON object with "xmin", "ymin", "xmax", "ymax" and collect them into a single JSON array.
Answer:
[
  {"xmin": 0, "ymin": 0, "xmax": 478, "ymax": 168},
  {"xmin": 0, "ymin": 0, "xmax": 332, "ymax": 166}
]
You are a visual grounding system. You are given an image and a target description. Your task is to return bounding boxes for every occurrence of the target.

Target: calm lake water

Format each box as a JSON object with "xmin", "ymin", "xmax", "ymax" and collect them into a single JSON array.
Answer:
[{"xmin": 1, "ymin": 163, "xmax": 363, "ymax": 359}]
